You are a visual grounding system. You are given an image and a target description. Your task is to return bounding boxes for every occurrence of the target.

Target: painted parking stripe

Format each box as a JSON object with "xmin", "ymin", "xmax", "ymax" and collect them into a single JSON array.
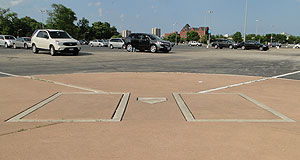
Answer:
[
  {"xmin": 198, "ymin": 71, "xmax": 300, "ymax": 94},
  {"xmin": 0, "ymin": 71, "xmax": 106, "ymax": 93}
]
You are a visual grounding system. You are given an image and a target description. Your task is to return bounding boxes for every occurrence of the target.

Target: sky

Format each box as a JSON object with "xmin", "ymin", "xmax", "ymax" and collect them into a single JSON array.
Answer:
[{"xmin": 1, "ymin": 0, "xmax": 300, "ymax": 36}]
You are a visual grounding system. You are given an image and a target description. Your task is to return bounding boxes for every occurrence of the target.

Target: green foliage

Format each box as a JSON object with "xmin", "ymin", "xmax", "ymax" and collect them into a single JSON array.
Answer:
[
  {"xmin": 201, "ymin": 35, "xmax": 208, "ymax": 44},
  {"xmin": 90, "ymin": 21, "xmax": 119, "ymax": 40},
  {"xmin": 46, "ymin": 4, "xmax": 77, "ymax": 37},
  {"xmin": 111, "ymin": 34, "xmax": 122, "ymax": 38},
  {"xmin": 232, "ymin": 32, "xmax": 243, "ymax": 42},
  {"xmin": 186, "ymin": 31, "xmax": 200, "ymax": 41},
  {"xmin": 77, "ymin": 17, "xmax": 89, "ymax": 40},
  {"xmin": 166, "ymin": 33, "xmax": 180, "ymax": 42}
]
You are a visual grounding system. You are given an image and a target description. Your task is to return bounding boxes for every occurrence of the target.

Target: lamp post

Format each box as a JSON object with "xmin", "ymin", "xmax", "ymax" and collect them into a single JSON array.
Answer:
[
  {"xmin": 207, "ymin": 10, "xmax": 213, "ymax": 48},
  {"xmin": 173, "ymin": 22, "xmax": 178, "ymax": 45},
  {"xmin": 243, "ymin": 0, "xmax": 248, "ymax": 42},
  {"xmin": 40, "ymin": 10, "xmax": 46, "ymax": 29},
  {"xmin": 256, "ymin": 20, "xmax": 259, "ymax": 36}
]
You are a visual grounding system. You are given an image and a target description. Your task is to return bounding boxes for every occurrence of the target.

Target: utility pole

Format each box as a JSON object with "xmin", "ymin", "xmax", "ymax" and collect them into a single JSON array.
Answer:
[
  {"xmin": 243, "ymin": 0, "xmax": 248, "ymax": 42},
  {"xmin": 207, "ymin": 10, "xmax": 213, "ymax": 48}
]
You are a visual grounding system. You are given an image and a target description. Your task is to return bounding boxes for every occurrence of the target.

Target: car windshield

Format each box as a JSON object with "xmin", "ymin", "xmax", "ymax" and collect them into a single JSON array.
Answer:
[
  {"xmin": 148, "ymin": 35, "xmax": 162, "ymax": 41},
  {"xmin": 24, "ymin": 38, "xmax": 31, "ymax": 42},
  {"xmin": 5, "ymin": 36, "xmax": 15, "ymax": 40},
  {"xmin": 48, "ymin": 31, "xmax": 71, "ymax": 39}
]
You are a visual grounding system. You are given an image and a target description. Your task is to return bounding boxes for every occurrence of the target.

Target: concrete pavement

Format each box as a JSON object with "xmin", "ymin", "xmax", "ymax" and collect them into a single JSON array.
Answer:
[{"xmin": 1, "ymin": 72, "xmax": 300, "ymax": 159}]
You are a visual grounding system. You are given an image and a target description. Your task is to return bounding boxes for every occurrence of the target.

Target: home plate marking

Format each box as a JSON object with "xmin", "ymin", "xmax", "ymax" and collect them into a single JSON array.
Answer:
[{"xmin": 137, "ymin": 97, "xmax": 167, "ymax": 104}]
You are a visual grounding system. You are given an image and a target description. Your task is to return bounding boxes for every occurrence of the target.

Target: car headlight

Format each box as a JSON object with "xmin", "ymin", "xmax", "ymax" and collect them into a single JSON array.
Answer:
[
  {"xmin": 56, "ymin": 41, "xmax": 64, "ymax": 45},
  {"xmin": 156, "ymin": 41, "xmax": 162, "ymax": 45}
]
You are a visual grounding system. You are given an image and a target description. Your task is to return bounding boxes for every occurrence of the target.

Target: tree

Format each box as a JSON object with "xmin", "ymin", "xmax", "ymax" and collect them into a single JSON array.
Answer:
[
  {"xmin": 111, "ymin": 34, "xmax": 122, "ymax": 38},
  {"xmin": 47, "ymin": 4, "xmax": 77, "ymax": 37},
  {"xmin": 246, "ymin": 34, "xmax": 256, "ymax": 41},
  {"xmin": 231, "ymin": 32, "xmax": 243, "ymax": 42},
  {"xmin": 0, "ymin": 8, "xmax": 18, "ymax": 35},
  {"xmin": 91, "ymin": 21, "xmax": 119, "ymax": 39},
  {"xmin": 186, "ymin": 31, "xmax": 200, "ymax": 41},
  {"xmin": 77, "ymin": 17, "xmax": 90, "ymax": 40},
  {"xmin": 166, "ymin": 33, "xmax": 180, "ymax": 43}
]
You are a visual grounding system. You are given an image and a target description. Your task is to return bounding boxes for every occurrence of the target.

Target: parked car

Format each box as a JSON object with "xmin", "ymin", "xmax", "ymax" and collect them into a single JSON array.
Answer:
[
  {"xmin": 237, "ymin": 40, "xmax": 269, "ymax": 51},
  {"xmin": 293, "ymin": 44, "xmax": 300, "ymax": 49},
  {"xmin": 31, "ymin": 29, "xmax": 81, "ymax": 56},
  {"xmin": 212, "ymin": 39, "xmax": 237, "ymax": 49},
  {"xmin": 188, "ymin": 41, "xmax": 202, "ymax": 46},
  {"xmin": 79, "ymin": 39, "xmax": 88, "ymax": 45},
  {"xmin": 0, "ymin": 35, "xmax": 16, "ymax": 48},
  {"xmin": 109, "ymin": 38, "xmax": 125, "ymax": 49},
  {"xmin": 268, "ymin": 42, "xmax": 281, "ymax": 48},
  {"xmin": 125, "ymin": 33, "xmax": 172, "ymax": 53},
  {"xmin": 13, "ymin": 37, "xmax": 31, "ymax": 49},
  {"xmin": 89, "ymin": 39, "xmax": 108, "ymax": 47}
]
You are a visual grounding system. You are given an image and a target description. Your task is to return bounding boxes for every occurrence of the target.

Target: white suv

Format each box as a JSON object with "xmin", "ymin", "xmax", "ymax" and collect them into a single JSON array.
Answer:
[
  {"xmin": 31, "ymin": 29, "xmax": 81, "ymax": 56},
  {"xmin": 0, "ymin": 35, "xmax": 16, "ymax": 48}
]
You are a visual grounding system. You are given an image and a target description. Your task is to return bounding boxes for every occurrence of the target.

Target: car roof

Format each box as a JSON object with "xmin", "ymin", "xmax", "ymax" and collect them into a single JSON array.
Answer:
[{"xmin": 37, "ymin": 29, "xmax": 65, "ymax": 32}]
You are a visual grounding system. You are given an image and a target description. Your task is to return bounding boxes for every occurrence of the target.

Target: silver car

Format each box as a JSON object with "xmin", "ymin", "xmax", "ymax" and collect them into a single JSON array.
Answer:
[
  {"xmin": 109, "ymin": 38, "xmax": 125, "ymax": 49},
  {"xmin": 13, "ymin": 37, "xmax": 32, "ymax": 49},
  {"xmin": 89, "ymin": 39, "xmax": 109, "ymax": 47},
  {"xmin": 0, "ymin": 35, "xmax": 16, "ymax": 48}
]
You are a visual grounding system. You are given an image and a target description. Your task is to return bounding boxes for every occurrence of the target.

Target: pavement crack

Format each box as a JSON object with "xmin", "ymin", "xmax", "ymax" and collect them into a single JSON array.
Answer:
[{"xmin": 0, "ymin": 122, "xmax": 64, "ymax": 137}]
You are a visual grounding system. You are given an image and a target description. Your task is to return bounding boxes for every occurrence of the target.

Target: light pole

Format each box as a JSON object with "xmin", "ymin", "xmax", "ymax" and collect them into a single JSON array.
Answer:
[
  {"xmin": 207, "ymin": 10, "xmax": 213, "ymax": 48},
  {"xmin": 243, "ymin": 0, "xmax": 248, "ymax": 42},
  {"xmin": 256, "ymin": 20, "xmax": 259, "ymax": 36},
  {"xmin": 173, "ymin": 22, "xmax": 178, "ymax": 45},
  {"xmin": 40, "ymin": 10, "xmax": 46, "ymax": 29}
]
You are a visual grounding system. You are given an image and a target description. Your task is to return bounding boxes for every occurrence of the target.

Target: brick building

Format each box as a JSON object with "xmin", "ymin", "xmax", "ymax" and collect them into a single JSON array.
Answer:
[{"xmin": 180, "ymin": 24, "xmax": 209, "ymax": 40}]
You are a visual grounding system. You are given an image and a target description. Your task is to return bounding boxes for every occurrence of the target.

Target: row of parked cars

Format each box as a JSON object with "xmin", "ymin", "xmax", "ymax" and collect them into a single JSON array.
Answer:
[
  {"xmin": 88, "ymin": 33, "xmax": 173, "ymax": 53},
  {"xmin": 211, "ymin": 39, "xmax": 269, "ymax": 51}
]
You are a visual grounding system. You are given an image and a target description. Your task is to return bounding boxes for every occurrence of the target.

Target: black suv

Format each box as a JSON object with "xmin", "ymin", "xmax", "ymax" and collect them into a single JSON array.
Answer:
[
  {"xmin": 125, "ymin": 33, "xmax": 172, "ymax": 53},
  {"xmin": 211, "ymin": 39, "xmax": 237, "ymax": 49}
]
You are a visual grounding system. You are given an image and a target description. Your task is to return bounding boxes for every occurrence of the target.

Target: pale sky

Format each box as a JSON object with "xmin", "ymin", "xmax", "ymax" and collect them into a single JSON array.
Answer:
[{"xmin": 2, "ymin": 0, "xmax": 300, "ymax": 36}]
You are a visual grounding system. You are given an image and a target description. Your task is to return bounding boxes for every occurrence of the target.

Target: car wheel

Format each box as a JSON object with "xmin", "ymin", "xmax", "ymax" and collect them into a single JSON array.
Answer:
[
  {"xmin": 13, "ymin": 44, "xmax": 17, "ymax": 49},
  {"xmin": 24, "ymin": 44, "xmax": 28, "ymax": 49},
  {"xmin": 32, "ymin": 44, "xmax": 39, "ymax": 53},
  {"xmin": 4, "ymin": 43, "xmax": 8, "ymax": 48},
  {"xmin": 110, "ymin": 45, "xmax": 114, "ymax": 49},
  {"xmin": 229, "ymin": 45, "xmax": 233, "ymax": 49},
  {"xmin": 50, "ymin": 45, "xmax": 56, "ymax": 56},
  {"xmin": 122, "ymin": 44, "xmax": 125, "ymax": 49},
  {"xmin": 259, "ymin": 47, "xmax": 264, "ymax": 51},
  {"xmin": 241, "ymin": 46, "xmax": 246, "ymax": 50},
  {"xmin": 126, "ymin": 44, "xmax": 133, "ymax": 52},
  {"xmin": 150, "ymin": 45, "xmax": 157, "ymax": 53}
]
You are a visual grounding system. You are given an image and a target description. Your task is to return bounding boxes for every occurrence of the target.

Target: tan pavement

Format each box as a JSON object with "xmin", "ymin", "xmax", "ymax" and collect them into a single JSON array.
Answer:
[{"xmin": 0, "ymin": 72, "xmax": 300, "ymax": 160}]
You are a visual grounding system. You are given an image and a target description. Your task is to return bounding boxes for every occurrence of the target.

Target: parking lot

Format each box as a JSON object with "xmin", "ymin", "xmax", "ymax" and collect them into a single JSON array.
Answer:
[
  {"xmin": 1, "ymin": 45, "xmax": 300, "ymax": 160},
  {"xmin": 1, "ymin": 45, "xmax": 300, "ymax": 79}
]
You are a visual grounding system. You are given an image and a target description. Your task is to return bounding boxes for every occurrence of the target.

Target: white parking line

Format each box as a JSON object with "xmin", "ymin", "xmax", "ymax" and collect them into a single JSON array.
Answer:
[
  {"xmin": 198, "ymin": 71, "xmax": 300, "ymax": 94},
  {"xmin": 0, "ymin": 71, "xmax": 107, "ymax": 93}
]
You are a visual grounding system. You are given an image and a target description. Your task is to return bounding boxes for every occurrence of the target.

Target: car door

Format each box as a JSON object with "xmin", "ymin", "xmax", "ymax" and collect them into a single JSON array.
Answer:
[
  {"xmin": 116, "ymin": 39, "xmax": 123, "ymax": 48},
  {"xmin": 15, "ymin": 38, "xmax": 23, "ymax": 47},
  {"xmin": 140, "ymin": 35, "xmax": 150, "ymax": 49},
  {"xmin": 36, "ymin": 31, "xmax": 49, "ymax": 49},
  {"xmin": 130, "ymin": 34, "xmax": 139, "ymax": 48}
]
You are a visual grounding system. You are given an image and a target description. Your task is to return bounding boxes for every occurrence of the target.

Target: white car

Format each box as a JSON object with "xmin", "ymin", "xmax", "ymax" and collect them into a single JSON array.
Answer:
[
  {"xmin": 188, "ymin": 41, "xmax": 202, "ymax": 46},
  {"xmin": 31, "ymin": 29, "xmax": 81, "ymax": 56},
  {"xmin": 13, "ymin": 37, "xmax": 32, "ymax": 49},
  {"xmin": 0, "ymin": 35, "xmax": 16, "ymax": 48},
  {"xmin": 89, "ymin": 39, "xmax": 108, "ymax": 47},
  {"xmin": 108, "ymin": 38, "xmax": 125, "ymax": 49},
  {"xmin": 293, "ymin": 44, "xmax": 300, "ymax": 49}
]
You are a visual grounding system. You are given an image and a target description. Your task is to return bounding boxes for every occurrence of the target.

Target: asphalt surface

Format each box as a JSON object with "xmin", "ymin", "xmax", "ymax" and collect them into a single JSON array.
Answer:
[{"xmin": 0, "ymin": 45, "xmax": 299, "ymax": 79}]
